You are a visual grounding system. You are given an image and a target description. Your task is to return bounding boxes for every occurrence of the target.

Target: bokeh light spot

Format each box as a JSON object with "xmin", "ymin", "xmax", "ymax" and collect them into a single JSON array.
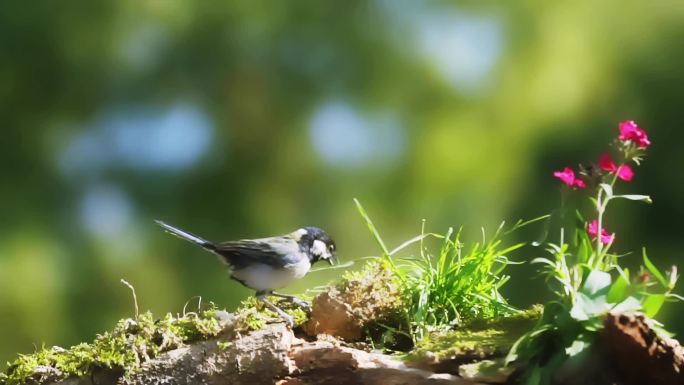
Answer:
[
  {"xmin": 309, "ymin": 101, "xmax": 405, "ymax": 169},
  {"xmin": 80, "ymin": 184, "xmax": 133, "ymax": 239},
  {"xmin": 59, "ymin": 102, "xmax": 214, "ymax": 176},
  {"xmin": 417, "ymin": 11, "xmax": 503, "ymax": 93}
]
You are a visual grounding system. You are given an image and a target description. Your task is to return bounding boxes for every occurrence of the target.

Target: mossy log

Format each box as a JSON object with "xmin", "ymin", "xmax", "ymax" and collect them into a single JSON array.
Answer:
[
  {"xmin": 4, "ymin": 263, "xmax": 684, "ymax": 385},
  {"xmin": 38, "ymin": 320, "xmax": 476, "ymax": 385},
  {"xmin": 34, "ymin": 311, "xmax": 684, "ymax": 385},
  {"xmin": 102, "ymin": 323, "xmax": 471, "ymax": 385}
]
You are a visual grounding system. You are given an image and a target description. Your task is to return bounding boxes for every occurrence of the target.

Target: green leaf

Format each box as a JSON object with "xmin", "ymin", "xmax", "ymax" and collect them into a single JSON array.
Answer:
[
  {"xmin": 613, "ymin": 194, "xmax": 652, "ymax": 203},
  {"xmin": 584, "ymin": 317, "xmax": 605, "ymax": 332},
  {"xmin": 525, "ymin": 365, "xmax": 542, "ymax": 385},
  {"xmin": 606, "ymin": 272, "xmax": 630, "ymax": 303},
  {"xmin": 531, "ymin": 257, "xmax": 555, "ymax": 267},
  {"xmin": 571, "ymin": 293, "xmax": 609, "ymax": 320},
  {"xmin": 667, "ymin": 293, "xmax": 684, "ymax": 302},
  {"xmin": 642, "ymin": 294, "xmax": 666, "ymax": 318},
  {"xmin": 599, "ymin": 183, "xmax": 613, "ymax": 197},
  {"xmin": 540, "ymin": 352, "xmax": 568, "ymax": 385},
  {"xmin": 669, "ymin": 266, "xmax": 679, "ymax": 288},
  {"xmin": 505, "ymin": 331, "xmax": 528, "ymax": 365},
  {"xmin": 565, "ymin": 339, "xmax": 589, "ymax": 357},
  {"xmin": 582, "ymin": 270, "xmax": 612, "ymax": 296},
  {"xmin": 612, "ymin": 296, "xmax": 641, "ymax": 313},
  {"xmin": 540, "ymin": 301, "xmax": 566, "ymax": 324},
  {"xmin": 642, "ymin": 249, "xmax": 669, "ymax": 288},
  {"xmin": 576, "ymin": 234, "xmax": 592, "ymax": 265},
  {"xmin": 651, "ymin": 323, "xmax": 675, "ymax": 339},
  {"xmin": 589, "ymin": 197, "xmax": 599, "ymax": 211},
  {"xmin": 570, "ymin": 296, "xmax": 588, "ymax": 321}
]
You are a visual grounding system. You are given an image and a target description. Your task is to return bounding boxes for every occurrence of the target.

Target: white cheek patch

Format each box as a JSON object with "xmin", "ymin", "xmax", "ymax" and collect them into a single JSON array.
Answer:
[{"xmin": 311, "ymin": 239, "xmax": 330, "ymax": 259}]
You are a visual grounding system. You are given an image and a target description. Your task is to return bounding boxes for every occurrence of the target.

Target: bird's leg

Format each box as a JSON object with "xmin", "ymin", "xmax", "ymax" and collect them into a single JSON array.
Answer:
[
  {"xmin": 256, "ymin": 292, "xmax": 293, "ymax": 327},
  {"xmin": 270, "ymin": 291, "xmax": 311, "ymax": 310}
]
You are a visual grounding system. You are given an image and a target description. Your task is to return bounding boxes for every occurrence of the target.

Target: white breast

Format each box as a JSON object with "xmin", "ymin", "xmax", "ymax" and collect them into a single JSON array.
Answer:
[{"xmin": 231, "ymin": 256, "xmax": 311, "ymax": 291}]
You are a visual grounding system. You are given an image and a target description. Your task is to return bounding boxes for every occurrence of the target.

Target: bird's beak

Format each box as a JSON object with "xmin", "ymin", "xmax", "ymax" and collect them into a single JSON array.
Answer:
[{"xmin": 329, "ymin": 253, "xmax": 338, "ymax": 265}]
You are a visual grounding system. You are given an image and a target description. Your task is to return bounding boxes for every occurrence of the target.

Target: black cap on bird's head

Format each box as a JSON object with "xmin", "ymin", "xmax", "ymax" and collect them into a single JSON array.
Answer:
[{"xmin": 294, "ymin": 226, "xmax": 337, "ymax": 265}]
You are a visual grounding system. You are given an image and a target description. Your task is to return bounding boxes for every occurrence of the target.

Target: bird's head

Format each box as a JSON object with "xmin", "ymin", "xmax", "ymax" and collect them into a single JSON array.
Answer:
[{"xmin": 293, "ymin": 227, "xmax": 337, "ymax": 265}]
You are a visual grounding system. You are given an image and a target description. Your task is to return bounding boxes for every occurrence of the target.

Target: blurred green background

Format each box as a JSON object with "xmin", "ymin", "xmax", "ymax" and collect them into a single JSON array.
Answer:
[{"xmin": 1, "ymin": 1, "xmax": 683, "ymax": 364}]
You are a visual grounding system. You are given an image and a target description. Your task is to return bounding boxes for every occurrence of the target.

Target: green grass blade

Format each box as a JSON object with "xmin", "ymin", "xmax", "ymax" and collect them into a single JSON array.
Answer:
[
  {"xmin": 389, "ymin": 233, "xmax": 437, "ymax": 257},
  {"xmin": 506, "ymin": 214, "xmax": 551, "ymax": 234},
  {"xmin": 642, "ymin": 248, "xmax": 669, "ymax": 288},
  {"xmin": 354, "ymin": 198, "xmax": 389, "ymax": 256}
]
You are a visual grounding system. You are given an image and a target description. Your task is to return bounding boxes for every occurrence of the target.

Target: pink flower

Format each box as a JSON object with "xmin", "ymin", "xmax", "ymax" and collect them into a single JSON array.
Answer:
[
  {"xmin": 598, "ymin": 154, "xmax": 634, "ymax": 182},
  {"xmin": 587, "ymin": 219, "xmax": 615, "ymax": 244},
  {"xmin": 553, "ymin": 167, "xmax": 575, "ymax": 186},
  {"xmin": 553, "ymin": 167, "xmax": 586, "ymax": 188},
  {"xmin": 618, "ymin": 120, "xmax": 650, "ymax": 148},
  {"xmin": 599, "ymin": 154, "xmax": 616, "ymax": 172},
  {"xmin": 616, "ymin": 165, "xmax": 634, "ymax": 181}
]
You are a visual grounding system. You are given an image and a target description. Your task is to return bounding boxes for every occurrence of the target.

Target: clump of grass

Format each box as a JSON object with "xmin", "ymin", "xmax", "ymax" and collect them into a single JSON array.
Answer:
[
  {"xmin": 404, "ymin": 224, "xmax": 527, "ymax": 340},
  {"xmin": 0, "ymin": 308, "xmax": 223, "ymax": 385},
  {"xmin": 354, "ymin": 199, "xmax": 543, "ymax": 341}
]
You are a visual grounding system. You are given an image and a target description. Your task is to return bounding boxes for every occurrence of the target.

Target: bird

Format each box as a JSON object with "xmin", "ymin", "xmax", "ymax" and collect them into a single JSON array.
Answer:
[{"xmin": 155, "ymin": 220, "xmax": 337, "ymax": 326}]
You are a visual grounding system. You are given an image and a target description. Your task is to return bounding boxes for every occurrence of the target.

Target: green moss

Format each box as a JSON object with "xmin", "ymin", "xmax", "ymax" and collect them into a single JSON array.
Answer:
[
  {"xmin": 337, "ymin": 261, "xmax": 407, "ymax": 329},
  {"xmin": 458, "ymin": 359, "xmax": 513, "ymax": 381},
  {"xmin": 0, "ymin": 261, "xmax": 538, "ymax": 385},
  {"xmin": 233, "ymin": 295, "xmax": 310, "ymax": 333},
  {"xmin": 0, "ymin": 294, "xmax": 313, "ymax": 385},
  {"xmin": 412, "ymin": 328, "xmax": 510, "ymax": 361},
  {"xmin": 315, "ymin": 261, "xmax": 410, "ymax": 349},
  {"xmin": 0, "ymin": 308, "xmax": 224, "ymax": 385},
  {"xmin": 217, "ymin": 341, "xmax": 233, "ymax": 351},
  {"xmin": 407, "ymin": 306, "xmax": 542, "ymax": 362}
]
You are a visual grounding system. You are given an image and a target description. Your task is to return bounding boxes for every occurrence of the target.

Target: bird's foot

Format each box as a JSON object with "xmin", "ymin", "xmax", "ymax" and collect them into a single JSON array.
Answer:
[
  {"xmin": 270, "ymin": 292, "xmax": 312, "ymax": 312},
  {"xmin": 258, "ymin": 294, "xmax": 295, "ymax": 328},
  {"xmin": 289, "ymin": 297, "xmax": 312, "ymax": 311},
  {"xmin": 280, "ymin": 313, "xmax": 294, "ymax": 328}
]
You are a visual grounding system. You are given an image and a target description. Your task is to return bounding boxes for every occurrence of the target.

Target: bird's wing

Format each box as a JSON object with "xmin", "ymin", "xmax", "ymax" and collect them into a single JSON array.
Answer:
[{"xmin": 214, "ymin": 237, "xmax": 301, "ymax": 269}]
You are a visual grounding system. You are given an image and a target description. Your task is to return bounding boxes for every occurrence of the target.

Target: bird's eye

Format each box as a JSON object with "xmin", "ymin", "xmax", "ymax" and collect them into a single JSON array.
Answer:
[{"xmin": 329, "ymin": 244, "xmax": 335, "ymax": 251}]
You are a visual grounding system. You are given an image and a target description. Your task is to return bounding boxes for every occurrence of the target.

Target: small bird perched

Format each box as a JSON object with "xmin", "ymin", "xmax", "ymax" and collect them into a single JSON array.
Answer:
[{"xmin": 155, "ymin": 220, "xmax": 337, "ymax": 326}]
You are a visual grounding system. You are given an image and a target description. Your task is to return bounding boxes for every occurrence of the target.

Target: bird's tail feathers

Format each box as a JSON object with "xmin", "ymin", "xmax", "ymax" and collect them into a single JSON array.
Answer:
[{"xmin": 155, "ymin": 220, "xmax": 216, "ymax": 251}]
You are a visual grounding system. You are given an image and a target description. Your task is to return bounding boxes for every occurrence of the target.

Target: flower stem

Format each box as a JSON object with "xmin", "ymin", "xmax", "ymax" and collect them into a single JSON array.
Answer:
[
  {"xmin": 595, "ymin": 189, "xmax": 604, "ymax": 266},
  {"xmin": 595, "ymin": 169, "xmax": 621, "ymax": 269}
]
